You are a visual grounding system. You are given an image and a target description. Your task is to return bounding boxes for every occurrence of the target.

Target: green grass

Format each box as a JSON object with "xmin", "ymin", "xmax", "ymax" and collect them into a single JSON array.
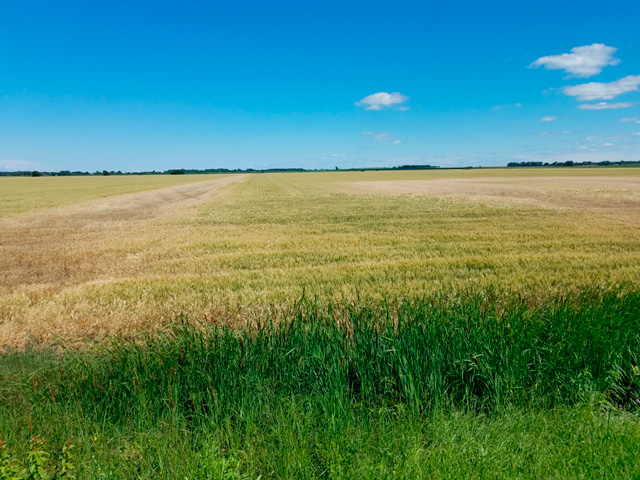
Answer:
[{"xmin": 1, "ymin": 290, "xmax": 639, "ymax": 478}]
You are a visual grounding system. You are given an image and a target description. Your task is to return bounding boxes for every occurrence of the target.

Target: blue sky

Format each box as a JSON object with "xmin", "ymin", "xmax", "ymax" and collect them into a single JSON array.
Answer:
[{"xmin": 1, "ymin": 0, "xmax": 640, "ymax": 172}]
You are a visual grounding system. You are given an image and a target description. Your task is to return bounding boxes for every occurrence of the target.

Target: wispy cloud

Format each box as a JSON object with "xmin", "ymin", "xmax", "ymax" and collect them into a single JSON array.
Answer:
[
  {"xmin": 564, "ymin": 75, "xmax": 640, "ymax": 101},
  {"xmin": 620, "ymin": 117, "xmax": 640, "ymax": 123},
  {"xmin": 361, "ymin": 131, "xmax": 390, "ymax": 141},
  {"xmin": 608, "ymin": 132, "xmax": 640, "ymax": 139},
  {"xmin": 530, "ymin": 43, "xmax": 620, "ymax": 77},
  {"xmin": 0, "ymin": 159, "xmax": 39, "ymax": 171},
  {"xmin": 538, "ymin": 130, "xmax": 571, "ymax": 136},
  {"xmin": 360, "ymin": 131, "xmax": 403, "ymax": 144},
  {"xmin": 492, "ymin": 102, "xmax": 522, "ymax": 110},
  {"xmin": 540, "ymin": 116, "xmax": 557, "ymax": 122},
  {"xmin": 355, "ymin": 92, "xmax": 409, "ymax": 111},
  {"xmin": 578, "ymin": 102, "xmax": 634, "ymax": 110}
]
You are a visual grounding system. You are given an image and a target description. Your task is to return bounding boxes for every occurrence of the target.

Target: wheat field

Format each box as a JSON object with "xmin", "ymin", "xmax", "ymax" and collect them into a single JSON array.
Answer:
[{"xmin": 1, "ymin": 168, "xmax": 640, "ymax": 348}]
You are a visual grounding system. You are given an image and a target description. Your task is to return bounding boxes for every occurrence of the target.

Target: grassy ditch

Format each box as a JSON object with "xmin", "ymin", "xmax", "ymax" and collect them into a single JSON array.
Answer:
[{"xmin": 1, "ymin": 289, "xmax": 640, "ymax": 478}]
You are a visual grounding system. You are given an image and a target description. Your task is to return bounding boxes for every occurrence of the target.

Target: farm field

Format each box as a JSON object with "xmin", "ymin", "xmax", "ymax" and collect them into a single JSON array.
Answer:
[
  {"xmin": 1, "ymin": 167, "xmax": 640, "ymax": 478},
  {"xmin": 1, "ymin": 168, "xmax": 640, "ymax": 347},
  {"xmin": 0, "ymin": 174, "xmax": 230, "ymax": 217}
]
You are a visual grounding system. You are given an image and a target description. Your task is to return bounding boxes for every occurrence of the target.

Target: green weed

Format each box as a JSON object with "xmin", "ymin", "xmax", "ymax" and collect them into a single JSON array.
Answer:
[{"xmin": 2, "ymin": 290, "xmax": 639, "ymax": 477}]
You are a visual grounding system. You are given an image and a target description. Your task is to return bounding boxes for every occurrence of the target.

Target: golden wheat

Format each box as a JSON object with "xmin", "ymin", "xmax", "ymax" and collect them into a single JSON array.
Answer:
[
  {"xmin": 1, "ymin": 168, "xmax": 639, "ymax": 348},
  {"xmin": 0, "ymin": 174, "xmax": 226, "ymax": 217}
]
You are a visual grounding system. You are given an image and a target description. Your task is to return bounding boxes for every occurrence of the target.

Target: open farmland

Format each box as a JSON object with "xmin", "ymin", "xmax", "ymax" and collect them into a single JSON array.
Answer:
[
  {"xmin": 0, "ymin": 173, "xmax": 228, "ymax": 217},
  {"xmin": 1, "ymin": 168, "xmax": 640, "ymax": 478},
  {"xmin": 1, "ymin": 168, "xmax": 640, "ymax": 347}
]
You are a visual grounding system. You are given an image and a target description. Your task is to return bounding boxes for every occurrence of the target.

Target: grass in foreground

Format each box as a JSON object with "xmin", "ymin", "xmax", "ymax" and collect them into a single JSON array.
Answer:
[{"xmin": 1, "ymin": 290, "xmax": 639, "ymax": 478}]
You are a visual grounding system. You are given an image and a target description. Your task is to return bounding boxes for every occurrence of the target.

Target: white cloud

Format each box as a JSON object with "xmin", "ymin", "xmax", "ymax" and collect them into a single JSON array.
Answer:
[
  {"xmin": 355, "ymin": 92, "xmax": 409, "ymax": 110},
  {"xmin": 620, "ymin": 117, "xmax": 640, "ymax": 123},
  {"xmin": 360, "ymin": 131, "xmax": 404, "ymax": 144},
  {"xmin": 608, "ymin": 132, "xmax": 640, "ymax": 139},
  {"xmin": 361, "ymin": 131, "xmax": 390, "ymax": 141},
  {"xmin": 0, "ymin": 159, "xmax": 40, "ymax": 171},
  {"xmin": 604, "ymin": 142, "xmax": 615, "ymax": 147},
  {"xmin": 539, "ymin": 130, "xmax": 570, "ymax": 136},
  {"xmin": 578, "ymin": 102, "xmax": 634, "ymax": 110},
  {"xmin": 540, "ymin": 116, "xmax": 557, "ymax": 122},
  {"xmin": 531, "ymin": 43, "xmax": 620, "ymax": 77},
  {"xmin": 492, "ymin": 102, "xmax": 522, "ymax": 110},
  {"xmin": 564, "ymin": 75, "xmax": 640, "ymax": 101}
]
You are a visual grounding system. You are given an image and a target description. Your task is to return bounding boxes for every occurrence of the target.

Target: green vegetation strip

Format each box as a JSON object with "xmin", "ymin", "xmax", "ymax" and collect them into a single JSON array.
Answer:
[{"xmin": 1, "ymin": 289, "xmax": 639, "ymax": 478}]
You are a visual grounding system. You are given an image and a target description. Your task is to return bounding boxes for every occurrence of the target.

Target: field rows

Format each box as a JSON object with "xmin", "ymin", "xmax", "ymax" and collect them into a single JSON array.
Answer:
[{"xmin": 1, "ymin": 168, "xmax": 640, "ymax": 347}]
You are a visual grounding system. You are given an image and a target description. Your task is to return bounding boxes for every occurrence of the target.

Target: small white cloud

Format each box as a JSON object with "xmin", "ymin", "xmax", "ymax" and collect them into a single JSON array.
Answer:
[
  {"xmin": 608, "ymin": 132, "xmax": 640, "ymax": 139},
  {"xmin": 604, "ymin": 142, "xmax": 615, "ymax": 147},
  {"xmin": 540, "ymin": 116, "xmax": 557, "ymax": 122},
  {"xmin": 578, "ymin": 102, "xmax": 634, "ymax": 110},
  {"xmin": 564, "ymin": 75, "xmax": 640, "ymax": 101},
  {"xmin": 620, "ymin": 117, "xmax": 640, "ymax": 123},
  {"xmin": 492, "ymin": 102, "xmax": 522, "ymax": 110},
  {"xmin": 355, "ymin": 92, "xmax": 409, "ymax": 110},
  {"xmin": 0, "ymin": 159, "xmax": 40, "ymax": 171},
  {"xmin": 584, "ymin": 136, "xmax": 597, "ymax": 140},
  {"xmin": 539, "ymin": 130, "xmax": 570, "ymax": 136},
  {"xmin": 361, "ymin": 131, "xmax": 390, "ymax": 141},
  {"xmin": 361, "ymin": 131, "xmax": 404, "ymax": 144},
  {"xmin": 530, "ymin": 43, "xmax": 620, "ymax": 77}
]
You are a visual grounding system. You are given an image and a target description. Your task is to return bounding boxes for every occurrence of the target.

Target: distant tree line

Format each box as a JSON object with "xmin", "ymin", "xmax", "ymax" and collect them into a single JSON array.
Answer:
[
  {"xmin": 0, "ymin": 170, "xmax": 126, "ymax": 177},
  {"xmin": 6, "ymin": 161, "xmax": 640, "ymax": 177},
  {"xmin": 5, "ymin": 160, "xmax": 640, "ymax": 177},
  {"xmin": 507, "ymin": 160, "xmax": 640, "ymax": 168},
  {"xmin": 393, "ymin": 165, "xmax": 438, "ymax": 170},
  {"xmin": 0, "ymin": 165, "xmax": 440, "ymax": 177}
]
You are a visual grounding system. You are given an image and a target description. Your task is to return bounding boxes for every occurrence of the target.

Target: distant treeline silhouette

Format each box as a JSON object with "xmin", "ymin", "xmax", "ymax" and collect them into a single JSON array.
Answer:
[
  {"xmin": 507, "ymin": 160, "xmax": 640, "ymax": 168},
  {"xmin": 4, "ymin": 161, "xmax": 640, "ymax": 177},
  {"xmin": 0, "ymin": 165, "xmax": 439, "ymax": 177}
]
